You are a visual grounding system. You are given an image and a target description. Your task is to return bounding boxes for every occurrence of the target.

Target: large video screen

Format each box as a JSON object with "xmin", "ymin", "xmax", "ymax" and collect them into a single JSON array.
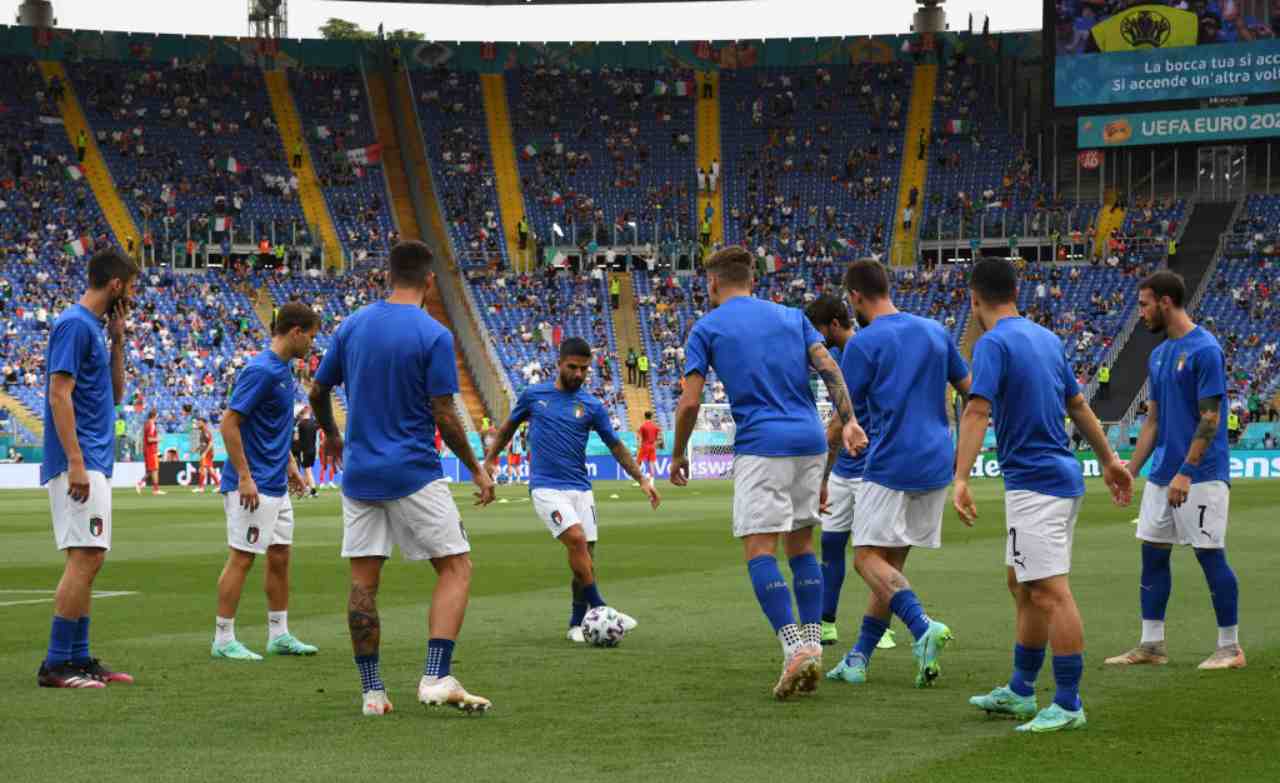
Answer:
[{"xmin": 1053, "ymin": 1, "xmax": 1280, "ymax": 106}]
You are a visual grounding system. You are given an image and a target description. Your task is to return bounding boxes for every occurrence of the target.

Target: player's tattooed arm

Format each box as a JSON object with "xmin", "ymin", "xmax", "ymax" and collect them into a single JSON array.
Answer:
[
  {"xmin": 308, "ymin": 382, "xmax": 339, "ymax": 437},
  {"xmin": 823, "ymin": 417, "xmax": 842, "ymax": 479},
  {"xmin": 432, "ymin": 396, "xmax": 484, "ymax": 475},
  {"xmin": 808, "ymin": 343, "xmax": 854, "ymax": 425},
  {"xmin": 347, "ymin": 584, "xmax": 380, "ymax": 658},
  {"xmin": 1182, "ymin": 395, "xmax": 1222, "ymax": 468}
]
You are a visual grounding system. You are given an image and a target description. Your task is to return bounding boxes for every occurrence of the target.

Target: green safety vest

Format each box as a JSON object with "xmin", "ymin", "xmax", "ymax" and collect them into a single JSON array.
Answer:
[
  {"xmin": 115, "ymin": 419, "xmax": 126, "ymax": 437},
  {"xmin": 1227, "ymin": 414, "xmax": 1239, "ymax": 431},
  {"xmin": 637, "ymin": 356, "xmax": 649, "ymax": 372},
  {"xmin": 481, "ymin": 417, "xmax": 491, "ymax": 431},
  {"xmin": 610, "ymin": 279, "xmax": 620, "ymax": 295},
  {"xmin": 1098, "ymin": 367, "xmax": 1110, "ymax": 383}
]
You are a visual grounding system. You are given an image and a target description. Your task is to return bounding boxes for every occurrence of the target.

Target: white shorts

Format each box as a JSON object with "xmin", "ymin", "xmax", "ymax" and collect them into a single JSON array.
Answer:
[
  {"xmin": 822, "ymin": 474, "xmax": 860, "ymax": 533},
  {"xmin": 532, "ymin": 488, "xmax": 598, "ymax": 542},
  {"xmin": 852, "ymin": 481, "xmax": 947, "ymax": 550},
  {"xmin": 48, "ymin": 470, "xmax": 112, "ymax": 551},
  {"xmin": 224, "ymin": 492, "xmax": 295, "ymax": 555},
  {"xmin": 341, "ymin": 479, "xmax": 471, "ymax": 561},
  {"xmin": 731, "ymin": 454, "xmax": 824, "ymax": 539},
  {"xmin": 1137, "ymin": 480, "xmax": 1229, "ymax": 549},
  {"xmin": 1004, "ymin": 490, "xmax": 1082, "ymax": 583}
]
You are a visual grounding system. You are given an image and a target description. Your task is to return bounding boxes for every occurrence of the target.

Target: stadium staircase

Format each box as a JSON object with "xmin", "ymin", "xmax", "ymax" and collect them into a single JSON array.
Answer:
[
  {"xmin": 891, "ymin": 63, "xmax": 936, "ymax": 266},
  {"xmin": 0, "ymin": 390, "xmax": 41, "ymax": 439},
  {"xmin": 1092, "ymin": 201, "xmax": 1237, "ymax": 421},
  {"xmin": 609, "ymin": 273, "xmax": 653, "ymax": 431},
  {"xmin": 262, "ymin": 70, "xmax": 345, "ymax": 269},
  {"xmin": 479, "ymin": 74, "xmax": 530, "ymax": 272},
  {"xmin": 1093, "ymin": 192, "xmax": 1126, "ymax": 259},
  {"xmin": 695, "ymin": 72, "xmax": 724, "ymax": 248},
  {"xmin": 38, "ymin": 61, "xmax": 141, "ymax": 255}
]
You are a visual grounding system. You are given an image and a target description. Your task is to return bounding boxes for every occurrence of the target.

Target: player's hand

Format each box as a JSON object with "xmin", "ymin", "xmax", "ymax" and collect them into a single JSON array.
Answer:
[
  {"xmin": 67, "ymin": 460, "xmax": 91, "ymax": 503},
  {"xmin": 819, "ymin": 479, "xmax": 831, "ymax": 515},
  {"xmin": 952, "ymin": 479, "xmax": 977, "ymax": 527},
  {"xmin": 320, "ymin": 431, "xmax": 344, "ymax": 470},
  {"xmin": 483, "ymin": 456, "xmax": 500, "ymax": 480},
  {"xmin": 238, "ymin": 476, "xmax": 260, "ymax": 512},
  {"xmin": 842, "ymin": 419, "xmax": 869, "ymax": 455},
  {"xmin": 287, "ymin": 467, "xmax": 306, "ymax": 498},
  {"xmin": 1102, "ymin": 457, "xmax": 1133, "ymax": 506},
  {"xmin": 107, "ymin": 300, "xmax": 128, "ymax": 344},
  {"xmin": 1167, "ymin": 473, "xmax": 1191, "ymax": 508},
  {"xmin": 669, "ymin": 455, "xmax": 689, "ymax": 487},
  {"xmin": 640, "ymin": 477, "xmax": 661, "ymax": 509},
  {"xmin": 472, "ymin": 466, "xmax": 496, "ymax": 507}
]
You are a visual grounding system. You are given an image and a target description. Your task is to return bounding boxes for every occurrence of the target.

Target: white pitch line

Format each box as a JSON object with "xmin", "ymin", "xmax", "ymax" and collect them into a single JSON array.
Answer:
[{"xmin": 0, "ymin": 590, "xmax": 138, "ymax": 607}]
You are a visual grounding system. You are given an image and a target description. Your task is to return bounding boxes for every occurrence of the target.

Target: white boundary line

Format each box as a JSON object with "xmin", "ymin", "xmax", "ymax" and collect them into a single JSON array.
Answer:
[{"xmin": 0, "ymin": 589, "xmax": 139, "ymax": 607}]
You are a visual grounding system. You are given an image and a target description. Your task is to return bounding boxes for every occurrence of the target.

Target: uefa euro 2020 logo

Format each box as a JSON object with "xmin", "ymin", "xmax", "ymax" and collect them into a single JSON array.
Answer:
[{"xmin": 1121, "ymin": 10, "xmax": 1172, "ymax": 48}]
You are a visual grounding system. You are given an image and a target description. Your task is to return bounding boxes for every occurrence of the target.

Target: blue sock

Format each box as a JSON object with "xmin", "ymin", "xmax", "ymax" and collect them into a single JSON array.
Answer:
[
  {"xmin": 424, "ymin": 638, "xmax": 454, "ymax": 679},
  {"xmin": 1008, "ymin": 644, "xmax": 1046, "ymax": 698},
  {"xmin": 45, "ymin": 616, "xmax": 77, "ymax": 667},
  {"xmin": 788, "ymin": 553, "xmax": 824, "ymax": 626},
  {"xmin": 852, "ymin": 615, "xmax": 889, "ymax": 662},
  {"xmin": 747, "ymin": 555, "xmax": 796, "ymax": 632},
  {"xmin": 354, "ymin": 654, "xmax": 384, "ymax": 693},
  {"xmin": 581, "ymin": 583, "xmax": 606, "ymax": 609},
  {"xmin": 888, "ymin": 588, "xmax": 932, "ymax": 641},
  {"xmin": 1052, "ymin": 654, "xmax": 1083, "ymax": 711},
  {"xmin": 820, "ymin": 532, "xmax": 850, "ymax": 623},
  {"xmin": 71, "ymin": 616, "xmax": 91, "ymax": 665},
  {"xmin": 1140, "ymin": 543, "xmax": 1172, "ymax": 621},
  {"xmin": 1194, "ymin": 549, "xmax": 1239, "ymax": 629},
  {"xmin": 569, "ymin": 601, "xmax": 588, "ymax": 628}
]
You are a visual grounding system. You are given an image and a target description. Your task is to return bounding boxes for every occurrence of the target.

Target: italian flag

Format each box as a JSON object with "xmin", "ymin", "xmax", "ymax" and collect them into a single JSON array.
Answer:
[
  {"xmin": 946, "ymin": 119, "xmax": 969, "ymax": 135},
  {"xmin": 223, "ymin": 155, "xmax": 246, "ymax": 174},
  {"xmin": 345, "ymin": 144, "xmax": 382, "ymax": 166},
  {"xmin": 314, "ymin": 125, "xmax": 331, "ymax": 140},
  {"xmin": 214, "ymin": 217, "xmax": 232, "ymax": 232},
  {"xmin": 521, "ymin": 143, "xmax": 538, "ymax": 160},
  {"xmin": 65, "ymin": 235, "xmax": 92, "ymax": 258},
  {"xmin": 65, "ymin": 164, "xmax": 84, "ymax": 181}
]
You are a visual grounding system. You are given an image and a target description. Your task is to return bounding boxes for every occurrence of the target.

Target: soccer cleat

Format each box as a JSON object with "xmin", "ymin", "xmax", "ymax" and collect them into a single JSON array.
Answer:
[
  {"xmin": 877, "ymin": 629, "xmax": 898, "ymax": 649},
  {"xmin": 1104, "ymin": 641, "xmax": 1168, "ymax": 666},
  {"xmin": 362, "ymin": 689, "xmax": 394, "ymax": 716},
  {"xmin": 820, "ymin": 621, "xmax": 839, "ymax": 646},
  {"xmin": 1197, "ymin": 645, "xmax": 1246, "ymax": 671},
  {"xmin": 566, "ymin": 626, "xmax": 586, "ymax": 643},
  {"xmin": 192, "ymin": 487, "xmax": 205, "ymax": 493},
  {"xmin": 969, "ymin": 685, "xmax": 1038, "ymax": 719},
  {"xmin": 80, "ymin": 658, "xmax": 134, "ymax": 685},
  {"xmin": 152, "ymin": 490, "xmax": 167, "ymax": 495},
  {"xmin": 418, "ymin": 675, "xmax": 491, "ymax": 713},
  {"xmin": 211, "ymin": 640, "xmax": 264, "ymax": 661},
  {"xmin": 134, "ymin": 482, "xmax": 142, "ymax": 494},
  {"xmin": 266, "ymin": 633, "xmax": 318, "ymax": 656},
  {"xmin": 616, "ymin": 611, "xmax": 638, "ymax": 632},
  {"xmin": 37, "ymin": 661, "xmax": 105, "ymax": 689},
  {"xmin": 773, "ymin": 646, "xmax": 821, "ymax": 700},
  {"xmin": 825, "ymin": 652, "xmax": 868, "ymax": 684},
  {"xmin": 1015, "ymin": 703, "xmax": 1087, "ymax": 733},
  {"xmin": 912, "ymin": 620, "xmax": 954, "ymax": 688}
]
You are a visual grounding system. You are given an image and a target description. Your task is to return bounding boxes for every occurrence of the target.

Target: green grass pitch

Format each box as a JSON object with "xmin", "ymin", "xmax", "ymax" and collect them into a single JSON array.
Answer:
[{"xmin": 0, "ymin": 479, "xmax": 1277, "ymax": 782}]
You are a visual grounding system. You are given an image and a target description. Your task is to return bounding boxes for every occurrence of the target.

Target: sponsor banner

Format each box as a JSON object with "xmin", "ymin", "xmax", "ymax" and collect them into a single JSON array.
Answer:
[
  {"xmin": 1056, "ymin": 39, "xmax": 1280, "ymax": 107},
  {"xmin": 1079, "ymin": 104, "xmax": 1280, "ymax": 149},
  {"xmin": 0, "ymin": 463, "xmax": 145, "ymax": 489},
  {"xmin": 968, "ymin": 451, "xmax": 1280, "ymax": 481}
]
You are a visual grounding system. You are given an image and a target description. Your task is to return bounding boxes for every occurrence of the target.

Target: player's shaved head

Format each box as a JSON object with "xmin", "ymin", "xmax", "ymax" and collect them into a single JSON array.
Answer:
[
  {"xmin": 970, "ymin": 259, "xmax": 1018, "ymax": 305},
  {"xmin": 805, "ymin": 295, "xmax": 851, "ymax": 330},
  {"xmin": 843, "ymin": 259, "xmax": 890, "ymax": 300},
  {"xmin": 704, "ymin": 246, "xmax": 753, "ymax": 289},
  {"xmin": 387, "ymin": 240, "xmax": 434, "ymax": 288},
  {"xmin": 559, "ymin": 337, "xmax": 592, "ymax": 360}
]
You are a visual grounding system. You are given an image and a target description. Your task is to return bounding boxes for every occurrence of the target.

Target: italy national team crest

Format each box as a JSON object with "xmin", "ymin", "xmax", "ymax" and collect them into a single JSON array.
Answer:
[
  {"xmin": 573, "ymin": 403, "xmax": 584, "ymax": 419},
  {"xmin": 1176, "ymin": 352, "xmax": 1187, "ymax": 372},
  {"xmin": 88, "ymin": 516, "xmax": 104, "ymax": 537},
  {"xmin": 246, "ymin": 526, "xmax": 260, "ymax": 545},
  {"xmin": 550, "ymin": 510, "xmax": 563, "ymax": 528}
]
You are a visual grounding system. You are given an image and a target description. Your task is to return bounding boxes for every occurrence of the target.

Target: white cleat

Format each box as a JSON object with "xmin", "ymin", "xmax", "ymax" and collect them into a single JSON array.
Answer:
[
  {"xmin": 773, "ymin": 645, "xmax": 822, "ymax": 700},
  {"xmin": 361, "ymin": 689, "xmax": 393, "ymax": 716},
  {"xmin": 616, "ymin": 611, "xmax": 638, "ymax": 632},
  {"xmin": 567, "ymin": 626, "xmax": 586, "ymax": 643},
  {"xmin": 418, "ymin": 675, "xmax": 491, "ymax": 714}
]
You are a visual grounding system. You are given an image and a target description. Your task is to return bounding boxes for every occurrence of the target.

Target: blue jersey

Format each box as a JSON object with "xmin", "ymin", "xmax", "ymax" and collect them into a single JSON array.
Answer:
[
  {"xmin": 314, "ymin": 301, "xmax": 459, "ymax": 501},
  {"xmin": 970, "ymin": 317, "xmax": 1084, "ymax": 498},
  {"xmin": 842, "ymin": 312, "xmax": 969, "ymax": 492},
  {"xmin": 829, "ymin": 344, "xmax": 869, "ymax": 481},
  {"xmin": 41, "ymin": 304, "xmax": 115, "ymax": 484},
  {"xmin": 1147, "ymin": 326, "xmax": 1229, "ymax": 485},
  {"xmin": 684, "ymin": 296, "xmax": 825, "ymax": 457},
  {"xmin": 510, "ymin": 382, "xmax": 619, "ymax": 492},
  {"xmin": 221, "ymin": 349, "xmax": 296, "ymax": 497}
]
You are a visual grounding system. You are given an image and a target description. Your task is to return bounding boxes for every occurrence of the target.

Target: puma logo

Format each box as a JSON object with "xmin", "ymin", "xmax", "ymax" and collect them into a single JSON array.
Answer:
[{"xmin": 1013, "ymin": 557, "xmax": 1026, "ymax": 569}]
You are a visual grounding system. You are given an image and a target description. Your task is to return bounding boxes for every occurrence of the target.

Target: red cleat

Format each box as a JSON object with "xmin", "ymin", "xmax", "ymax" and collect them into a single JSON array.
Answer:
[
  {"xmin": 37, "ymin": 662, "xmax": 105, "ymax": 689},
  {"xmin": 81, "ymin": 658, "xmax": 134, "ymax": 684}
]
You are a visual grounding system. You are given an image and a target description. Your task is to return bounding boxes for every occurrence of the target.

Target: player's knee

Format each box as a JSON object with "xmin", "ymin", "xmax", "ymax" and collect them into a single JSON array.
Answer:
[
  {"xmin": 436, "ymin": 552, "xmax": 473, "ymax": 585},
  {"xmin": 1026, "ymin": 582, "xmax": 1067, "ymax": 614},
  {"xmin": 68, "ymin": 547, "xmax": 106, "ymax": 578},
  {"xmin": 266, "ymin": 545, "xmax": 290, "ymax": 570}
]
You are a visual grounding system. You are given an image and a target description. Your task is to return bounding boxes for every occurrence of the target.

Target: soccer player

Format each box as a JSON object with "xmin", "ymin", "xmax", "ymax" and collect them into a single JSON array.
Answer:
[
  {"xmin": 192, "ymin": 416, "xmax": 215, "ymax": 493},
  {"xmin": 1105, "ymin": 271, "xmax": 1244, "ymax": 671},
  {"xmin": 293, "ymin": 407, "xmax": 319, "ymax": 498},
  {"xmin": 484, "ymin": 338, "xmax": 659, "ymax": 643},
  {"xmin": 825, "ymin": 259, "xmax": 970, "ymax": 689},
  {"xmin": 135, "ymin": 408, "xmax": 166, "ymax": 495},
  {"xmin": 504, "ymin": 423, "xmax": 526, "ymax": 485},
  {"xmin": 38, "ymin": 248, "xmax": 139, "ymax": 689},
  {"xmin": 636, "ymin": 410, "xmax": 661, "ymax": 482},
  {"xmin": 315, "ymin": 429, "xmax": 336, "ymax": 489},
  {"xmin": 953, "ymin": 259, "xmax": 1132, "ymax": 733},
  {"xmin": 803, "ymin": 296, "xmax": 895, "ymax": 651},
  {"xmin": 310, "ymin": 240, "xmax": 496, "ymax": 717},
  {"xmin": 670, "ymin": 247, "xmax": 866, "ymax": 700},
  {"xmin": 212, "ymin": 303, "xmax": 322, "ymax": 661}
]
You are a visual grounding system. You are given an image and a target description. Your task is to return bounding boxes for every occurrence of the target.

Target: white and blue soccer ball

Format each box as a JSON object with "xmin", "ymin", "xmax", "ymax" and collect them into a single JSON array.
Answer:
[{"xmin": 582, "ymin": 606, "xmax": 626, "ymax": 647}]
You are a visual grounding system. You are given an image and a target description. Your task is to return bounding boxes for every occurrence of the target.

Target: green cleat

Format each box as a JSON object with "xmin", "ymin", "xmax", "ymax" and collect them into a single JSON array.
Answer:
[
  {"xmin": 969, "ymin": 685, "xmax": 1038, "ymax": 719},
  {"xmin": 912, "ymin": 620, "xmax": 953, "ymax": 688},
  {"xmin": 266, "ymin": 633, "xmax": 319, "ymax": 656},
  {"xmin": 820, "ymin": 621, "xmax": 839, "ymax": 646},
  {"xmin": 825, "ymin": 652, "xmax": 868, "ymax": 683},
  {"xmin": 877, "ymin": 628, "xmax": 897, "ymax": 649},
  {"xmin": 1015, "ymin": 703, "xmax": 1087, "ymax": 733},
  {"xmin": 211, "ymin": 640, "xmax": 263, "ymax": 661}
]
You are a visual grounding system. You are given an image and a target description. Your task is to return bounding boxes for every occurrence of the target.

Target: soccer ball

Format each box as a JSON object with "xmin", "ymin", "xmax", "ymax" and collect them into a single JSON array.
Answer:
[{"xmin": 581, "ymin": 606, "xmax": 626, "ymax": 647}]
